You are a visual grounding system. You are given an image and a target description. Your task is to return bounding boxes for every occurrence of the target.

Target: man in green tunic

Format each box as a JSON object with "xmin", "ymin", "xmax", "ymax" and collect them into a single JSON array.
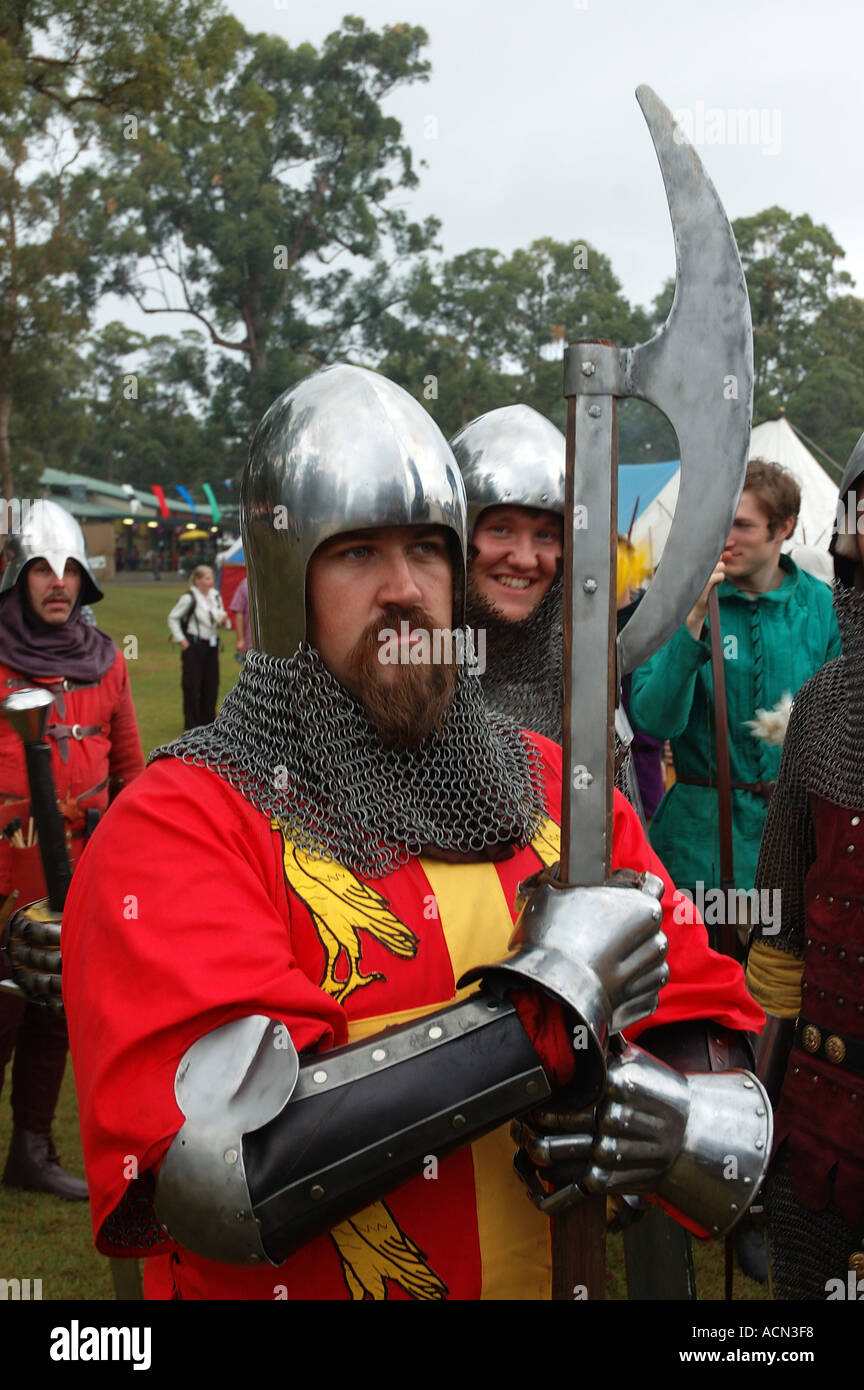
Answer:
[{"xmin": 629, "ymin": 459, "xmax": 841, "ymax": 906}]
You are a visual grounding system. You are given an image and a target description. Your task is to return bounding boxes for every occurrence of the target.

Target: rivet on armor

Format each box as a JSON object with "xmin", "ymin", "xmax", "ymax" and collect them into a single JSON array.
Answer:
[
  {"xmin": 837, "ymin": 997, "xmax": 845, "ymax": 1006},
  {"xmin": 371, "ymin": 1048, "xmax": 387, "ymax": 1062},
  {"xmin": 743, "ymin": 1079, "xmax": 754, "ymax": 1089},
  {"xmin": 793, "ymin": 1067, "xmax": 799, "ymax": 1075},
  {"xmin": 844, "ymin": 901, "xmax": 851, "ymax": 909},
  {"xmin": 428, "ymin": 1026, "xmax": 443, "ymax": 1040},
  {"xmin": 802, "ymin": 1023, "xmax": 821, "ymax": 1053},
  {"xmin": 743, "ymin": 1177, "xmax": 752, "ymax": 1185},
  {"xmin": 858, "ymin": 956, "xmax": 864, "ymax": 965},
  {"xmin": 730, "ymin": 1204, "xmax": 738, "ymax": 1213},
  {"xmin": 249, "ymin": 1255, "xmax": 261, "ymax": 1264},
  {"xmin": 486, "ymin": 1001, "xmax": 499, "ymax": 1011},
  {"xmin": 851, "ymin": 1094, "xmax": 858, "ymax": 1101},
  {"xmin": 756, "ymin": 1108, "xmax": 765, "ymax": 1117},
  {"xmin": 819, "ymin": 943, "xmax": 827, "ymax": 953},
  {"xmin": 825, "ymin": 1035, "xmax": 847, "ymax": 1064},
  {"xmin": 309, "ymin": 1185, "xmax": 325, "ymax": 1200},
  {"xmin": 452, "ymin": 1113, "xmax": 467, "ymax": 1129},
  {"xmin": 811, "ymin": 1075, "xmax": 819, "ymax": 1084},
  {"xmin": 858, "ymin": 1005, "xmax": 864, "ymax": 1014},
  {"xmin": 756, "ymin": 1140, "xmax": 764, "ymax": 1149},
  {"xmin": 224, "ymin": 1148, "xmax": 238, "ymax": 1165},
  {"xmin": 839, "ymin": 949, "xmax": 846, "ymax": 960},
  {"xmin": 818, "ymin": 990, "xmax": 825, "ymax": 1000},
  {"xmin": 526, "ymin": 1081, "xmax": 539, "ymax": 1095},
  {"xmin": 312, "ymin": 1070, "xmax": 327, "ymax": 1084},
  {"xmin": 588, "ymin": 405, "xmax": 602, "ymax": 418},
  {"xmin": 802, "ymin": 982, "xmax": 808, "ymax": 991},
  {"xmin": 583, "ymin": 578, "xmax": 598, "ymax": 594},
  {"xmin": 581, "ymin": 361, "xmax": 596, "ymax": 376},
  {"xmin": 234, "ymin": 1211, "xmax": 246, "ymax": 1221},
  {"xmin": 847, "ymin": 845, "xmax": 855, "ymax": 854},
  {"xmin": 852, "ymin": 816, "xmax": 861, "ymax": 826}
]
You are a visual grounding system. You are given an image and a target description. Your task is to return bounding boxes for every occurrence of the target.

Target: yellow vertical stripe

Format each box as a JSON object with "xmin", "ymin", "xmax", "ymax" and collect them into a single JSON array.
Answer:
[
  {"xmin": 422, "ymin": 855, "xmax": 552, "ymax": 1300},
  {"xmin": 470, "ymin": 1128, "xmax": 552, "ymax": 1300},
  {"xmin": 420, "ymin": 856, "xmax": 516, "ymax": 992}
]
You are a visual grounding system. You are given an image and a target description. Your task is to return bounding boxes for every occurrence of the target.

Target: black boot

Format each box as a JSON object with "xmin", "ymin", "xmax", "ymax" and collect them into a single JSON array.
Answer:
[{"xmin": 3, "ymin": 1126, "xmax": 89, "ymax": 1201}]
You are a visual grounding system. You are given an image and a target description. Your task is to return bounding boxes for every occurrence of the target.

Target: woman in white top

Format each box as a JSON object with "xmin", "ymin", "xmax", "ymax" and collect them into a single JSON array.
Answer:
[{"xmin": 167, "ymin": 565, "xmax": 232, "ymax": 729}]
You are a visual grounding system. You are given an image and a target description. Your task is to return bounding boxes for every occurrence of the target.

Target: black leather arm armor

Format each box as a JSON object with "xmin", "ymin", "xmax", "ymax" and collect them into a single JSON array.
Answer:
[
  {"xmin": 155, "ymin": 992, "xmax": 553, "ymax": 1265},
  {"xmin": 247, "ymin": 992, "xmax": 550, "ymax": 1263}
]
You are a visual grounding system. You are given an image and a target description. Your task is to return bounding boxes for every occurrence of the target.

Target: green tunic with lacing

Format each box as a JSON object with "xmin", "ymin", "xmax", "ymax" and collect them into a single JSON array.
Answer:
[{"xmin": 628, "ymin": 558, "xmax": 842, "ymax": 893}]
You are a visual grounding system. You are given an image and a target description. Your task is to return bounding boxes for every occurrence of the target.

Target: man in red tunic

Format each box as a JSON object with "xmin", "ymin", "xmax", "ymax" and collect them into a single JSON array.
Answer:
[
  {"xmin": 0, "ymin": 500, "xmax": 144, "ymax": 1198},
  {"xmin": 62, "ymin": 366, "xmax": 766, "ymax": 1299}
]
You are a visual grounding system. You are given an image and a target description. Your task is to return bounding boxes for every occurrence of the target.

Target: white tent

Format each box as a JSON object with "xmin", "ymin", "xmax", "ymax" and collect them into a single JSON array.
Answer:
[{"xmin": 629, "ymin": 417, "xmax": 838, "ymax": 565}]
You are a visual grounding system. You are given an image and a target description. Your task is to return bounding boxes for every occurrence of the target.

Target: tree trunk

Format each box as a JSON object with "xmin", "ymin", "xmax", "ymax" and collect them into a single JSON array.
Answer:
[{"xmin": 0, "ymin": 390, "xmax": 13, "ymax": 500}]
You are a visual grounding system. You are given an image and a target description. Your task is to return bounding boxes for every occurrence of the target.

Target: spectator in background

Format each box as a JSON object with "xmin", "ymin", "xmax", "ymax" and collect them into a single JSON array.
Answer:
[
  {"xmin": 229, "ymin": 575, "xmax": 253, "ymax": 660},
  {"xmin": 630, "ymin": 460, "xmax": 841, "ymax": 910},
  {"xmin": 168, "ymin": 565, "xmax": 232, "ymax": 730}
]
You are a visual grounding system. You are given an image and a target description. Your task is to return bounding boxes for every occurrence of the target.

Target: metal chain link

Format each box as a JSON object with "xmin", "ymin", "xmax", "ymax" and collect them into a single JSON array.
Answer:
[{"xmin": 150, "ymin": 643, "xmax": 547, "ymax": 878}]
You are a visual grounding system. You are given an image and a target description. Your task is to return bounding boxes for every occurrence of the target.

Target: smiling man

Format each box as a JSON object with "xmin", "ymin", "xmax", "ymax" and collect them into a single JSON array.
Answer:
[
  {"xmin": 0, "ymin": 501, "xmax": 143, "ymax": 1199},
  {"xmin": 61, "ymin": 366, "xmax": 766, "ymax": 1301},
  {"xmin": 451, "ymin": 405, "xmax": 566, "ymax": 742}
]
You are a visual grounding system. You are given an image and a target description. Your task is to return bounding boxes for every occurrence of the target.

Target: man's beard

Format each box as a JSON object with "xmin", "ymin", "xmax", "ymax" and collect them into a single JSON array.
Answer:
[{"xmin": 347, "ymin": 605, "xmax": 458, "ymax": 750}]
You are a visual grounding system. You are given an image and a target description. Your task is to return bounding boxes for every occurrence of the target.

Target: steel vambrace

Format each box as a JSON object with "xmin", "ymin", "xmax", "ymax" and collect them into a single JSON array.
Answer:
[{"xmin": 155, "ymin": 993, "xmax": 556, "ymax": 1266}]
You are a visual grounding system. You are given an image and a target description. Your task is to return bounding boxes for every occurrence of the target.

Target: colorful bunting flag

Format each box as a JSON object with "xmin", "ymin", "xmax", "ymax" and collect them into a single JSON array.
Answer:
[
  {"xmin": 202, "ymin": 482, "xmax": 222, "ymax": 523},
  {"xmin": 151, "ymin": 485, "xmax": 170, "ymax": 519}
]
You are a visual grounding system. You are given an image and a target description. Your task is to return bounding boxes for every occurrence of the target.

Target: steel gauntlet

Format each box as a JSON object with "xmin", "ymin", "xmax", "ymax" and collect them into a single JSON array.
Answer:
[
  {"xmin": 461, "ymin": 867, "xmax": 670, "ymax": 1104},
  {"xmin": 514, "ymin": 1040, "xmax": 772, "ymax": 1236},
  {"xmin": 0, "ymin": 894, "xmax": 64, "ymax": 1014}
]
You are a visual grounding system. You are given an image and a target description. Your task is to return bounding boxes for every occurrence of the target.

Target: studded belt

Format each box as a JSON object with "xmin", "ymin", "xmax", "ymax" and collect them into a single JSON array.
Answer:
[
  {"xmin": 676, "ymin": 774, "xmax": 776, "ymax": 800},
  {"xmin": 795, "ymin": 1018, "xmax": 864, "ymax": 1077}
]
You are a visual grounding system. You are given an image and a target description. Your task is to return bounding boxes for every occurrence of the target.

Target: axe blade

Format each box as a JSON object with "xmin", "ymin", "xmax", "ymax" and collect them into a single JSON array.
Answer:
[
  {"xmin": 620, "ymin": 85, "xmax": 754, "ymax": 673},
  {"xmin": 567, "ymin": 85, "xmax": 754, "ymax": 678}
]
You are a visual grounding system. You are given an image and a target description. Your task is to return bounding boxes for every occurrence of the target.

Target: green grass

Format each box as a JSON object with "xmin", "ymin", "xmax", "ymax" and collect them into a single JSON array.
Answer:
[
  {"xmin": 0, "ymin": 583, "xmax": 769, "ymax": 1300},
  {"xmin": 97, "ymin": 578, "xmax": 242, "ymax": 757}
]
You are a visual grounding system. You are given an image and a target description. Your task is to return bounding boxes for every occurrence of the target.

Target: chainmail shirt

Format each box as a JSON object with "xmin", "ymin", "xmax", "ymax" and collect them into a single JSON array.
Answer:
[
  {"xmin": 754, "ymin": 582, "xmax": 864, "ymax": 956},
  {"xmin": 466, "ymin": 574, "xmax": 565, "ymax": 742},
  {"xmin": 150, "ymin": 645, "xmax": 547, "ymax": 879},
  {"xmin": 466, "ymin": 575, "xmax": 640, "ymax": 808}
]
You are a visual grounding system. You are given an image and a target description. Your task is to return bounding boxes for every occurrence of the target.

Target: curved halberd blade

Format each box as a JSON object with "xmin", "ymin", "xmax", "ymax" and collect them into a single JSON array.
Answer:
[{"xmin": 616, "ymin": 85, "xmax": 754, "ymax": 676}]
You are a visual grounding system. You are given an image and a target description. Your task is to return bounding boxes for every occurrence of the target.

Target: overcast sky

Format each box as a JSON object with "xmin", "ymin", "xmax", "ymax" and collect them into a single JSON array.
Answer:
[{"xmin": 226, "ymin": 0, "xmax": 864, "ymax": 313}]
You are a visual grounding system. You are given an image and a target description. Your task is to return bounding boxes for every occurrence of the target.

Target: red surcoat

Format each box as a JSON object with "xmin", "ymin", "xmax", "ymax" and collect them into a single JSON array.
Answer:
[
  {"xmin": 62, "ymin": 735, "xmax": 763, "ymax": 1300},
  {"xmin": 0, "ymin": 652, "xmax": 144, "ymax": 902}
]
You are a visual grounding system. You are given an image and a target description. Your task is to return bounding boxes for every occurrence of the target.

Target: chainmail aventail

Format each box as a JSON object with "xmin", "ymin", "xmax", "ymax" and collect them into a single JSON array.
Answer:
[{"xmin": 150, "ymin": 645, "xmax": 547, "ymax": 878}]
